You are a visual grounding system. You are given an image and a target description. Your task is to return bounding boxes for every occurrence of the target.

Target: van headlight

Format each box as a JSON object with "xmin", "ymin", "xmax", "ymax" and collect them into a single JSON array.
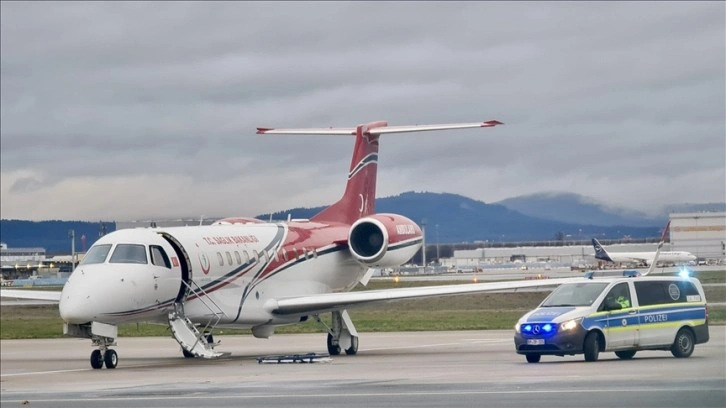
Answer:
[
  {"xmin": 559, "ymin": 318, "xmax": 582, "ymax": 332},
  {"xmin": 514, "ymin": 322, "xmax": 521, "ymax": 333}
]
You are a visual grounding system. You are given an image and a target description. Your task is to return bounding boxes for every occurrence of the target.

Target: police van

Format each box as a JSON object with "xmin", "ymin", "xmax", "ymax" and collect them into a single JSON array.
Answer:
[{"xmin": 514, "ymin": 271, "xmax": 710, "ymax": 363}]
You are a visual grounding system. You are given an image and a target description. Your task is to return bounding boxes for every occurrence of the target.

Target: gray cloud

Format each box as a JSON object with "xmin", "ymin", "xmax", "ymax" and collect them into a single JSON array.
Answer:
[{"xmin": 1, "ymin": 1, "xmax": 724, "ymax": 221}]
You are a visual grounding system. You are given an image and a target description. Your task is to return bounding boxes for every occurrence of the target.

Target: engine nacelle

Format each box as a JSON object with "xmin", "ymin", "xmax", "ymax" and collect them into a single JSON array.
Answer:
[{"xmin": 348, "ymin": 214, "xmax": 423, "ymax": 268}]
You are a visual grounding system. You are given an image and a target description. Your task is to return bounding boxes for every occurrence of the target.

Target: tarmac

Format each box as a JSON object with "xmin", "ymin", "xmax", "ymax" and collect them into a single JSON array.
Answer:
[{"xmin": 1, "ymin": 329, "xmax": 724, "ymax": 408}]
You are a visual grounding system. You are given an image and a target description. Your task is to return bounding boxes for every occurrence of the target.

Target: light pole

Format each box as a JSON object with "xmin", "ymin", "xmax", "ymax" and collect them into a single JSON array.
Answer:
[
  {"xmin": 68, "ymin": 230, "xmax": 76, "ymax": 269},
  {"xmin": 435, "ymin": 224, "xmax": 440, "ymax": 264}
]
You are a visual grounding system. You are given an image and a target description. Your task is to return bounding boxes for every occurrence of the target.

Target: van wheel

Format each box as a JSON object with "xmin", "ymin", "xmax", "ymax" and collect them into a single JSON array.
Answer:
[
  {"xmin": 583, "ymin": 332, "xmax": 600, "ymax": 362},
  {"xmin": 526, "ymin": 353, "xmax": 541, "ymax": 363},
  {"xmin": 671, "ymin": 328, "xmax": 695, "ymax": 358},
  {"xmin": 615, "ymin": 350, "xmax": 636, "ymax": 360}
]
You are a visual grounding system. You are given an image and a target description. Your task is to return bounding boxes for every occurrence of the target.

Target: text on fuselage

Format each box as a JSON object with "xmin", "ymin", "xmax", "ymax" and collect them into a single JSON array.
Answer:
[
  {"xmin": 396, "ymin": 224, "xmax": 417, "ymax": 235},
  {"xmin": 203, "ymin": 235, "xmax": 260, "ymax": 245}
]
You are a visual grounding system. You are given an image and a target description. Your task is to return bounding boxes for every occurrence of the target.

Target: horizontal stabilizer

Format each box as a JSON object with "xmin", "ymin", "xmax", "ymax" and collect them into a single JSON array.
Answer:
[
  {"xmin": 256, "ymin": 120, "xmax": 503, "ymax": 136},
  {"xmin": 0, "ymin": 289, "xmax": 62, "ymax": 302}
]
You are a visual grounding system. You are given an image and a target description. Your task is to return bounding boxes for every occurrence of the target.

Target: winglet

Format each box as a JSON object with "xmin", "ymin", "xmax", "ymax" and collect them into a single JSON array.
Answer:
[
  {"xmin": 660, "ymin": 220, "xmax": 671, "ymax": 243},
  {"xmin": 482, "ymin": 120, "xmax": 504, "ymax": 127},
  {"xmin": 256, "ymin": 127, "xmax": 273, "ymax": 134},
  {"xmin": 642, "ymin": 220, "xmax": 672, "ymax": 276}
]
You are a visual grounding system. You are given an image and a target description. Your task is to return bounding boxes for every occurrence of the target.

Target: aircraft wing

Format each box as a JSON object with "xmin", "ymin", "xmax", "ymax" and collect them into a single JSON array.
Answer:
[
  {"xmin": 267, "ymin": 277, "xmax": 583, "ymax": 315},
  {"xmin": 0, "ymin": 289, "xmax": 62, "ymax": 302}
]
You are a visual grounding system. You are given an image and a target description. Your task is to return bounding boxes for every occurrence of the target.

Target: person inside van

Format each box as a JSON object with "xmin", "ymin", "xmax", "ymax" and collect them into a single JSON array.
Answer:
[
  {"xmin": 610, "ymin": 283, "xmax": 630, "ymax": 309},
  {"xmin": 605, "ymin": 283, "xmax": 631, "ymax": 309}
]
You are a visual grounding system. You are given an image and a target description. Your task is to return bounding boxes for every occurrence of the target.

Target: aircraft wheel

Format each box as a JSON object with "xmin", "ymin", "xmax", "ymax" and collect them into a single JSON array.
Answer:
[
  {"xmin": 326, "ymin": 333, "xmax": 341, "ymax": 355},
  {"xmin": 90, "ymin": 349, "xmax": 104, "ymax": 369},
  {"xmin": 104, "ymin": 349, "xmax": 118, "ymax": 369},
  {"xmin": 583, "ymin": 332, "xmax": 600, "ymax": 362},
  {"xmin": 182, "ymin": 349, "xmax": 196, "ymax": 358},
  {"xmin": 345, "ymin": 336, "xmax": 359, "ymax": 355},
  {"xmin": 526, "ymin": 353, "xmax": 541, "ymax": 363}
]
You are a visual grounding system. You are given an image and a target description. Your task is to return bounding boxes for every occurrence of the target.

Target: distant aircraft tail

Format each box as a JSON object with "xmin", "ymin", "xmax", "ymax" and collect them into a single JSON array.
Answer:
[
  {"xmin": 592, "ymin": 238, "xmax": 613, "ymax": 262},
  {"xmin": 257, "ymin": 120, "xmax": 503, "ymax": 225}
]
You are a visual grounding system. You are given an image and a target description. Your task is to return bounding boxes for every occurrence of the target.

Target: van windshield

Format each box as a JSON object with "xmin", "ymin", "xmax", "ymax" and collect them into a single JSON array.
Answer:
[{"xmin": 541, "ymin": 282, "xmax": 609, "ymax": 307}]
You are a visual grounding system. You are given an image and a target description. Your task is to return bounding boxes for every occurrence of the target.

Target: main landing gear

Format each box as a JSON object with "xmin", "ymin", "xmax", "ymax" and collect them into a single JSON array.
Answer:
[{"xmin": 317, "ymin": 310, "xmax": 359, "ymax": 356}]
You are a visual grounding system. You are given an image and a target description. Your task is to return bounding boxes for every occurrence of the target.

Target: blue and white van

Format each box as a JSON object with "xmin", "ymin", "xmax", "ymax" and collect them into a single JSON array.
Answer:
[{"xmin": 514, "ymin": 273, "xmax": 710, "ymax": 363}]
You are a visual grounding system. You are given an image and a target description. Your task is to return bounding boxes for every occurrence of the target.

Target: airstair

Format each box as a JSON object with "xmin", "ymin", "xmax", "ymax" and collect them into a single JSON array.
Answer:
[{"xmin": 168, "ymin": 280, "xmax": 230, "ymax": 359}]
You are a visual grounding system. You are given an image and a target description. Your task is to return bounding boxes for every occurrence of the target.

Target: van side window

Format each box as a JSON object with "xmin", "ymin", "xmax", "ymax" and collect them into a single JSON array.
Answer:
[
  {"xmin": 599, "ymin": 282, "xmax": 631, "ymax": 311},
  {"xmin": 150, "ymin": 245, "xmax": 171, "ymax": 268},
  {"xmin": 635, "ymin": 281, "xmax": 700, "ymax": 306}
]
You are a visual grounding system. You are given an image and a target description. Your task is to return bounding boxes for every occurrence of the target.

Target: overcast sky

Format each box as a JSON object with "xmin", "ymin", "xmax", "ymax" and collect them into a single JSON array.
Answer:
[{"xmin": 1, "ymin": 1, "xmax": 724, "ymax": 221}]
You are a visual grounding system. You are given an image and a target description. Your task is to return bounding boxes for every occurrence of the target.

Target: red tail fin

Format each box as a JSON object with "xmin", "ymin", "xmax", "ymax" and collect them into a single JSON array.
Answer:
[
  {"xmin": 311, "ymin": 121, "xmax": 387, "ymax": 225},
  {"xmin": 256, "ymin": 119, "xmax": 503, "ymax": 226}
]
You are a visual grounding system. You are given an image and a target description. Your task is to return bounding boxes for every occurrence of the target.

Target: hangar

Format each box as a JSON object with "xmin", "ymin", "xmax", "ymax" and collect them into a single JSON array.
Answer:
[{"xmin": 670, "ymin": 211, "xmax": 726, "ymax": 260}]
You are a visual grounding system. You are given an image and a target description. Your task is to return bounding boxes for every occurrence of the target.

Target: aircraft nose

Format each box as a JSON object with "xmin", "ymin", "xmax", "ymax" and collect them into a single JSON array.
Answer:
[{"xmin": 59, "ymin": 291, "xmax": 95, "ymax": 324}]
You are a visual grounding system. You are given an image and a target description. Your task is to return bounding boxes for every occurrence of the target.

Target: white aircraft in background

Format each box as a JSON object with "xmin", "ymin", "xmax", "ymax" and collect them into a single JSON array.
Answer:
[
  {"xmin": 2, "ymin": 119, "xmax": 589, "ymax": 370},
  {"xmin": 592, "ymin": 221, "xmax": 696, "ymax": 267}
]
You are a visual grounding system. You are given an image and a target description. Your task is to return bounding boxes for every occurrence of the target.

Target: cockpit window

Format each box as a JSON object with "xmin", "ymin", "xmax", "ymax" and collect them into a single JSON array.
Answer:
[
  {"xmin": 109, "ymin": 244, "xmax": 148, "ymax": 264},
  {"xmin": 150, "ymin": 245, "xmax": 171, "ymax": 268},
  {"xmin": 80, "ymin": 244, "xmax": 112, "ymax": 265},
  {"xmin": 541, "ymin": 282, "xmax": 609, "ymax": 307}
]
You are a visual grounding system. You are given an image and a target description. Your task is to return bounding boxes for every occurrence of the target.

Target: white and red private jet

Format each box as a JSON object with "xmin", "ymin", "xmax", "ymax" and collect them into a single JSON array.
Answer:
[{"xmin": 2, "ymin": 119, "xmax": 584, "ymax": 370}]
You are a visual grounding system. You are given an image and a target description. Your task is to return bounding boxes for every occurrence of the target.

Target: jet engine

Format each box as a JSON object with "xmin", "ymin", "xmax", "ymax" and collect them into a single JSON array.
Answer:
[{"xmin": 347, "ymin": 214, "xmax": 423, "ymax": 268}]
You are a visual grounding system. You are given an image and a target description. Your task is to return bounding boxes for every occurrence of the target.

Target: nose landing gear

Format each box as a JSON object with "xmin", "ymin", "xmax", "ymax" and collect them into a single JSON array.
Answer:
[{"xmin": 90, "ymin": 335, "xmax": 118, "ymax": 369}]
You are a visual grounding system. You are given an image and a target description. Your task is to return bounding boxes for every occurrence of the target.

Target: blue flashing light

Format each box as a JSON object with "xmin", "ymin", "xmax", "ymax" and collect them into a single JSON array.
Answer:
[
  {"xmin": 678, "ymin": 267, "xmax": 691, "ymax": 278},
  {"xmin": 584, "ymin": 271, "xmax": 594, "ymax": 279},
  {"xmin": 520, "ymin": 323, "xmax": 557, "ymax": 336},
  {"xmin": 623, "ymin": 270, "xmax": 641, "ymax": 278}
]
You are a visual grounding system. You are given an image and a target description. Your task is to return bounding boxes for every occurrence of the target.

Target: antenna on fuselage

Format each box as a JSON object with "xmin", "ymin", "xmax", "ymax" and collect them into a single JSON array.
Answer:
[
  {"xmin": 199, "ymin": 215, "xmax": 205, "ymax": 226},
  {"xmin": 287, "ymin": 214, "xmax": 292, "ymax": 222}
]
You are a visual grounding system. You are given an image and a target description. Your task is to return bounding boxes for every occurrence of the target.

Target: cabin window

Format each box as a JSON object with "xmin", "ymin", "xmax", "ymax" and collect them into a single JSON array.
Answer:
[
  {"xmin": 234, "ymin": 251, "xmax": 242, "ymax": 265},
  {"xmin": 226, "ymin": 251, "xmax": 233, "ymax": 266},
  {"xmin": 109, "ymin": 244, "xmax": 148, "ymax": 264},
  {"xmin": 80, "ymin": 244, "xmax": 112, "ymax": 265},
  {"xmin": 150, "ymin": 245, "xmax": 171, "ymax": 268},
  {"xmin": 217, "ymin": 252, "xmax": 224, "ymax": 266},
  {"xmin": 313, "ymin": 248, "xmax": 318, "ymax": 259},
  {"xmin": 243, "ymin": 250, "xmax": 250, "ymax": 263}
]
